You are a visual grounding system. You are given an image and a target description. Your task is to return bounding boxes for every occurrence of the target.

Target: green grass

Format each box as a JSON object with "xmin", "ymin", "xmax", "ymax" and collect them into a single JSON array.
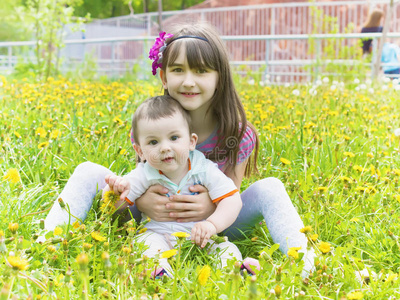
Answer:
[{"xmin": 1, "ymin": 75, "xmax": 400, "ymax": 299}]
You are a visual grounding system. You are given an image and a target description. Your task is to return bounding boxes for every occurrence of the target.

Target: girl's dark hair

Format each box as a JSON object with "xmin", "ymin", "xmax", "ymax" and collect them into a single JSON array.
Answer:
[{"xmin": 161, "ymin": 22, "xmax": 259, "ymax": 176}]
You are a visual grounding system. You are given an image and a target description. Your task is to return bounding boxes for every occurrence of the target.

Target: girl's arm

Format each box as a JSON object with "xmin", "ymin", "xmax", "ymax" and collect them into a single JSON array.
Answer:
[
  {"xmin": 191, "ymin": 192, "xmax": 242, "ymax": 248},
  {"xmin": 224, "ymin": 158, "xmax": 248, "ymax": 190}
]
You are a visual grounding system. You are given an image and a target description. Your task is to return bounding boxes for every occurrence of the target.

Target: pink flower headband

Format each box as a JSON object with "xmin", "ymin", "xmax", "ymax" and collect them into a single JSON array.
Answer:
[{"xmin": 149, "ymin": 32, "xmax": 209, "ymax": 75}]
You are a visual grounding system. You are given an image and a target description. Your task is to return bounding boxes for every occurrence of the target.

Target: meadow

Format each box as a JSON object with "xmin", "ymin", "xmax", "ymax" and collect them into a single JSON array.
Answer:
[{"xmin": 1, "ymin": 74, "xmax": 400, "ymax": 299}]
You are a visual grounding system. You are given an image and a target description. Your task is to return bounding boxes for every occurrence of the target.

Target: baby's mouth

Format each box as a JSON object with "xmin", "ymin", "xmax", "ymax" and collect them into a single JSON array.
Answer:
[{"xmin": 162, "ymin": 157, "xmax": 174, "ymax": 163}]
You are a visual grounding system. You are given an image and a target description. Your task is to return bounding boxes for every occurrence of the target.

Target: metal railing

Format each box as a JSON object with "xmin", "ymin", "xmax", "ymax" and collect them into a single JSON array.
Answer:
[{"xmin": 2, "ymin": 32, "xmax": 399, "ymax": 82}]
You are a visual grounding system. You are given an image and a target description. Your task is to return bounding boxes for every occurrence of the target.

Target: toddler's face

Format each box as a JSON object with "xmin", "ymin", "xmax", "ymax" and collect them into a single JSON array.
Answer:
[{"xmin": 134, "ymin": 111, "xmax": 197, "ymax": 179}]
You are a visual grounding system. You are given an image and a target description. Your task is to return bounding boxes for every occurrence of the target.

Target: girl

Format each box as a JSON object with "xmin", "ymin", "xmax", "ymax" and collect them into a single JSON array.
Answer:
[
  {"xmin": 42, "ymin": 22, "xmax": 314, "ymax": 277},
  {"xmin": 361, "ymin": 9, "xmax": 384, "ymax": 55}
]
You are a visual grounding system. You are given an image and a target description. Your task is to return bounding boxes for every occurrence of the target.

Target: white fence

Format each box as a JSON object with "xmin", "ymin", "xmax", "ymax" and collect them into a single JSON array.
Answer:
[{"xmin": 1, "ymin": 0, "xmax": 400, "ymax": 82}]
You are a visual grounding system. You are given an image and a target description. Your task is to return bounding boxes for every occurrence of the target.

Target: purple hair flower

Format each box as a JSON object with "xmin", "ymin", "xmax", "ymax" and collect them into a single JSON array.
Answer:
[{"xmin": 149, "ymin": 31, "xmax": 173, "ymax": 75}]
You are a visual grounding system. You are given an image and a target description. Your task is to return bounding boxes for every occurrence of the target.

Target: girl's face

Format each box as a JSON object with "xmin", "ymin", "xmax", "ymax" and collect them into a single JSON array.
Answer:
[{"xmin": 160, "ymin": 46, "xmax": 219, "ymax": 113}]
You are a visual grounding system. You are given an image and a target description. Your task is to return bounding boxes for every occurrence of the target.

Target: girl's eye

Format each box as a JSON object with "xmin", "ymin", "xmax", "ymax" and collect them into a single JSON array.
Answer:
[
  {"xmin": 149, "ymin": 140, "xmax": 158, "ymax": 145},
  {"xmin": 172, "ymin": 68, "xmax": 183, "ymax": 72},
  {"xmin": 197, "ymin": 68, "xmax": 208, "ymax": 73},
  {"xmin": 170, "ymin": 135, "xmax": 179, "ymax": 141}
]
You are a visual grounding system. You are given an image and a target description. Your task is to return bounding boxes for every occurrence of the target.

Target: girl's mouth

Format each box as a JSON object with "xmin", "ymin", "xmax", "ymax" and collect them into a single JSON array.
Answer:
[{"xmin": 181, "ymin": 92, "xmax": 199, "ymax": 97}]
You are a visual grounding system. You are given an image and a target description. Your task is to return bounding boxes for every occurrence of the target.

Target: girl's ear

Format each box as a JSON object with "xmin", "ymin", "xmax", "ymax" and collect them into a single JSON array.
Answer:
[
  {"xmin": 189, "ymin": 133, "xmax": 198, "ymax": 151},
  {"xmin": 133, "ymin": 144, "xmax": 145, "ymax": 160},
  {"xmin": 160, "ymin": 69, "xmax": 168, "ymax": 89}
]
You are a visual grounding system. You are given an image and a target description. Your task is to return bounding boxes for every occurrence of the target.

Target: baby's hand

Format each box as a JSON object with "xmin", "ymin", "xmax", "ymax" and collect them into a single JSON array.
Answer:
[
  {"xmin": 191, "ymin": 221, "xmax": 217, "ymax": 248},
  {"xmin": 105, "ymin": 174, "xmax": 130, "ymax": 200}
]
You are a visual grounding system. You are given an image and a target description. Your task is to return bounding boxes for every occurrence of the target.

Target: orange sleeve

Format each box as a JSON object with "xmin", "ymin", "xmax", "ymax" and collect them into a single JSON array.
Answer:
[{"xmin": 212, "ymin": 189, "xmax": 239, "ymax": 203}]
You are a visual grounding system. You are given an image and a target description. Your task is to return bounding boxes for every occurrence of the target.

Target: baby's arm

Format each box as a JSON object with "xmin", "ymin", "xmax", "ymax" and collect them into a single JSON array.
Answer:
[{"xmin": 191, "ymin": 192, "xmax": 242, "ymax": 248}]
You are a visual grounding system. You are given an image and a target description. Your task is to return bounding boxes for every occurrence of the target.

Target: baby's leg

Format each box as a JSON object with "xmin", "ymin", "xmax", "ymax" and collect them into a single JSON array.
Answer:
[
  {"xmin": 44, "ymin": 162, "xmax": 113, "ymax": 231},
  {"xmin": 208, "ymin": 241, "xmax": 242, "ymax": 268},
  {"xmin": 136, "ymin": 231, "xmax": 173, "ymax": 275}
]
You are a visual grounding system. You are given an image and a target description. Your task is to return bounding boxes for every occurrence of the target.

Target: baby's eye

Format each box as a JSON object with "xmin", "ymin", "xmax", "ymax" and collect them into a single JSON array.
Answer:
[
  {"xmin": 149, "ymin": 140, "xmax": 158, "ymax": 145},
  {"xmin": 170, "ymin": 135, "xmax": 179, "ymax": 141}
]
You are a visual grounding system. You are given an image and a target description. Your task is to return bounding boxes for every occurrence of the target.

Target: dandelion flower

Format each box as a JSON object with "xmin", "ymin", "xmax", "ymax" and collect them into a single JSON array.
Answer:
[
  {"xmin": 83, "ymin": 243, "xmax": 93, "ymax": 251},
  {"xmin": 287, "ymin": 246, "xmax": 302, "ymax": 259},
  {"xmin": 318, "ymin": 241, "xmax": 331, "ymax": 254},
  {"xmin": 91, "ymin": 231, "xmax": 106, "ymax": 242},
  {"xmin": 300, "ymin": 226, "xmax": 312, "ymax": 234},
  {"xmin": 8, "ymin": 223, "xmax": 19, "ymax": 234},
  {"xmin": 35, "ymin": 127, "xmax": 47, "ymax": 138},
  {"xmin": 38, "ymin": 142, "xmax": 49, "ymax": 149},
  {"xmin": 347, "ymin": 291, "xmax": 363, "ymax": 299},
  {"xmin": 171, "ymin": 232, "xmax": 190, "ymax": 238},
  {"xmin": 280, "ymin": 158, "xmax": 291, "ymax": 165},
  {"xmin": 54, "ymin": 227, "xmax": 63, "ymax": 236},
  {"xmin": 198, "ymin": 265, "xmax": 211, "ymax": 286},
  {"xmin": 14, "ymin": 131, "xmax": 21, "ymax": 139},
  {"xmin": 161, "ymin": 249, "xmax": 177, "ymax": 259},
  {"xmin": 350, "ymin": 218, "xmax": 360, "ymax": 222},
  {"xmin": 8, "ymin": 256, "xmax": 29, "ymax": 271},
  {"xmin": 310, "ymin": 234, "xmax": 318, "ymax": 241},
  {"xmin": 3, "ymin": 168, "xmax": 21, "ymax": 184},
  {"xmin": 344, "ymin": 152, "xmax": 355, "ymax": 158}
]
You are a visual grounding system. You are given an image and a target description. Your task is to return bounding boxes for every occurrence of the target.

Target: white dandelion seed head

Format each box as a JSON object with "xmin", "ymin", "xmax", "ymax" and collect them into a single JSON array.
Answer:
[
  {"xmin": 322, "ymin": 77, "xmax": 329, "ymax": 83},
  {"xmin": 247, "ymin": 79, "xmax": 255, "ymax": 85},
  {"xmin": 276, "ymin": 76, "xmax": 281, "ymax": 82},
  {"xmin": 365, "ymin": 78, "xmax": 372, "ymax": 85},
  {"xmin": 332, "ymin": 80, "xmax": 338, "ymax": 85},
  {"xmin": 368, "ymin": 88, "xmax": 374, "ymax": 94},
  {"xmin": 383, "ymin": 77, "xmax": 391, "ymax": 83},
  {"xmin": 393, "ymin": 78, "xmax": 399, "ymax": 85},
  {"xmin": 315, "ymin": 79, "xmax": 322, "ymax": 86},
  {"xmin": 359, "ymin": 84, "xmax": 367, "ymax": 90},
  {"xmin": 355, "ymin": 87, "xmax": 360, "ymax": 92},
  {"xmin": 259, "ymin": 81, "xmax": 265, "ymax": 87},
  {"xmin": 353, "ymin": 78, "xmax": 360, "ymax": 84},
  {"xmin": 292, "ymin": 89, "xmax": 300, "ymax": 96},
  {"xmin": 330, "ymin": 85, "xmax": 336, "ymax": 91},
  {"xmin": 382, "ymin": 85, "xmax": 388, "ymax": 91},
  {"xmin": 395, "ymin": 85, "xmax": 400, "ymax": 91},
  {"xmin": 394, "ymin": 128, "xmax": 400, "ymax": 136}
]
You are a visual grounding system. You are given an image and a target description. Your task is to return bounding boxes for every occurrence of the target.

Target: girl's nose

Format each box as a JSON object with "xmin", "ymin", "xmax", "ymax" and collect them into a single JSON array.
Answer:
[{"xmin": 183, "ymin": 72, "xmax": 195, "ymax": 87}]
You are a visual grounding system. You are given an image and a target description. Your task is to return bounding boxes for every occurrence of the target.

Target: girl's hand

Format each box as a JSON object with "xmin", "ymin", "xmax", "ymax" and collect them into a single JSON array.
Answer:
[
  {"xmin": 191, "ymin": 221, "xmax": 217, "ymax": 248},
  {"xmin": 167, "ymin": 185, "xmax": 216, "ymax": 222},
  {"xmin": 105, "ymin": 174, "xmax": 130, "ymax": 200},
  {"xmin": 135, "ymin": 185, "xmax": 175, "ymax": 222}
]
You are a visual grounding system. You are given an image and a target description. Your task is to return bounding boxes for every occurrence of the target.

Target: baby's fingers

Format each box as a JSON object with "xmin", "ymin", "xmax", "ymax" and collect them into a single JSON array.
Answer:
[{"xmin": 200, "ymin": 232, "xmax": 211, "ymax": 248}]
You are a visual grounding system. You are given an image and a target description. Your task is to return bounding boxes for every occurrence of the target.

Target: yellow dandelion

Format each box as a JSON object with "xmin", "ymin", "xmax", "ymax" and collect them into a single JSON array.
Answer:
[
  {"xmin": 340, "ymin": 176, "xmax": 352, "ymax": 183},
  {"xmin": 287, "ymin": 246, "xmax": 302, "ymax": 259},
  {"xmin": 91, "ymin": 231, "xmax": 106, "ymax": 242},
  {"xmin": 198, "ymin": 265, "xmax": 211, "ymax": 286},
  {"xmin": 119, "ymin": 149, "xmax": 127, "ymax": 155},
  {"xmin": 300, "ymin": 226, "xmax": 312, "ymax": 234},
  {"xmin": 3, "ymin": 168, "xmax": 21, "ymax": 184},
  {"xmin": 139, "ymin": 228, "xmax": 147, "ymax": 234},
  {"xmin": 8, "ymin": 223, "xmax": 19, "ymax": 234},
  {"xmin": 171, "ymin": 232, "xmax": 190, "ymax": 238},
  {"xmin": 317, "ymin": 187, "xmax": 328, "ymax": 192},
  {"xmin": 350, "ymin": 218, "xmax": 360, "ymax": 222},
  {"xmin": 122, "ymin": 247, "xmax": 131, "ymax": 255},
  {"xmin": 8, "ymin": 256, "xmax": 29, "ymax": 271},
  {"xmin": 353, "ymin": 165, "xmax": 363, "ymax": 172},
  {"xmin": 76, "ymin": 253, "xmax": 89, "ymax": 268},
  {"xmin": 344, "ymin": 152, "xmax": 355, "ymax": 158},
  {"xmin": 38, "ymin": 142, "xmax": 49, "ymax": 149},
  {"xmin": 83, "ymin": 243, "xmax": 93, "ymax": 251},
  {"xmin": 54, "ymin": 227, "xmax": 63, "ymax": 236},
  {"xmin": 35, "ymin": 127, "xmax": 47, "ymax": 138},
  {"xmin": 161, "ymin": 249, "xmax": 178, "ymax": 259},
  {"xmin": 393, "ymin": 169, "xmax": 400, "ymax": 176},
  {"xmin": 47, "ymin": 245, "xmax": 57, "ymax": 253},
  {"xmin": 318, "ymin": 241, "xmax": 331, "ymax": 254},
  {"xmin": 14, "ymin": 131, "xmax": 21, "ymax": 139},
  {"xmin": 310, "ymin": 234, "xmax": 318, "ymax": 241},
  {"xmin": 347, "ymin": 291, "xmax": 363, "ymax": 300},
  {"xmin": 280, "ymin": 157, "xmax": 291, "ymax": 165},
  {"xmin": 367, "ymin": 153, "xmax": 374, "ymax": 158},
  {"xmin": 50, "ymin": 129, "xmax": 60, "ymax": 139}
]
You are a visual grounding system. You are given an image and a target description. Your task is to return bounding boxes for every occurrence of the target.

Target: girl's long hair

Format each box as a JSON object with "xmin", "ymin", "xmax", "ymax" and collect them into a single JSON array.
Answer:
[
  {"xmin": 161, "ymin": 22, "xmax": 259, "ymax": 176},
  {"xmin": 364, "ymin": 9, "xmax": 384, "ymax": 28}
]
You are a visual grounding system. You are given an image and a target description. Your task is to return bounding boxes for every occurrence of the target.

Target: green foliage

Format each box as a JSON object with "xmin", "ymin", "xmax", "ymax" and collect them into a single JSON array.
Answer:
[
  {"xmin": 1, "ymin": 76, "xmax": 400, "ymax": 298},
  {"xmin": 307, "ymin": 5, "xmax": 367, "ymax": 82}
]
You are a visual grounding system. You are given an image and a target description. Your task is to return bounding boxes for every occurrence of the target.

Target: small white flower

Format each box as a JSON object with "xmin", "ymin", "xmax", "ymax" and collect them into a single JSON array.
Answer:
[
  {"xmin": 292, "ymin": 89, "xmax": 300, "ymax": 96},
  {"xmin": 353, "ymin": 78, "xmax": 360, "ymax": 84},
  {"xmin": 315, "ymin": 79, "xmax": 322, "ymax": 86},
  {"xmin": 259, "ymin": 81, "xmax": 265, "ymax": 86},
  {"xmin": 355, "ymin": 87, "xmax": 360, "ymax": 92},
  {"xmin": 359, "ymin": 84, "xmax": 367, "ymax": 90},
  {"xmin": 332, "ymin": 80, "xmax": 338, "ymax": 85},
  {"xmin": 365, "ymin": 78, "xmax": 372, "ymax": 85},
  {"xmin": 330, "ymin": 85, "xmax": 336, "ymax": 91},
  {"xmin": 394, "ymin": 128, "xmax": 400, "ymax": 136},
  {"xmin": 309, "ymin": 88, "xmax": 317, "ymax": 96},
  {"xmin": 355, "ymin": 268, "xmax": 377, "ymax": 284},
  {"xmin": 270, "ymin": 289, "xmax": 275, "ymax": 295},
  {"xmin": 322, "ymin": 77, "xmax": 329, "ymax": 83},
  {"xmin": 368, "ymin": 88, "xmax": 374, "ymax": 94}
]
